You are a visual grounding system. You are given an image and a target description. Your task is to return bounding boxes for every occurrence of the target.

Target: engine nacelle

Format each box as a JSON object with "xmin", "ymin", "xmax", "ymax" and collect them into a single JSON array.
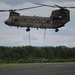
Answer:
[{"xmin": 49, "ymin": 9, "xmax": 70, "ymax": 24}]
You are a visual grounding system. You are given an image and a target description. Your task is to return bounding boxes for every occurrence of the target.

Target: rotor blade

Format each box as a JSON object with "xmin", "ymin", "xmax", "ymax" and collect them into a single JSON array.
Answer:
[
  {"xmin": 34, "ymin": 3, "xmax": 75, "ymax": 9},
  {"xmin": 0, "ymin": 5, "xmax": 43, "ymax": 12},
  {"xmin": 65, "ymin": 7, "xmax": 75, "ymax": 8},
  {"xmin": 34, "ymin": 3, "xmax": 56, "ymax": 8},
  {"xmin": 54, "ymin": 4, "xmax": 75, "ymax": 9},
  {"xmin": 14, "ymin": 5, "xmax": 44, "ymax": 11},
  {"xmin": 54, "ymin": 4, "xmax": 63, "ymax": 9},
  {"xmin": 0, "ymin": 10, "xmax": 9, "ymax": 12}
]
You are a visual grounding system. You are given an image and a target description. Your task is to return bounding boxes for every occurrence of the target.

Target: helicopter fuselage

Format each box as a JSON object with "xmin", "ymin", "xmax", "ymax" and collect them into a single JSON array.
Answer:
[
  {"xmin": 5, "ymin": 15, "xmax": 65, "ymax": 28},
  {"xmin": 5, "ymin": 8, "xmax": 70, "ymax": 32}
]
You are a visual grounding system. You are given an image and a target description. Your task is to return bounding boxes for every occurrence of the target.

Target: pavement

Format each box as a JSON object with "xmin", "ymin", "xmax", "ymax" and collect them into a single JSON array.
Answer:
[{"xmin": 0, "ymin": 63, "xmax": 75, "ymax": 75}]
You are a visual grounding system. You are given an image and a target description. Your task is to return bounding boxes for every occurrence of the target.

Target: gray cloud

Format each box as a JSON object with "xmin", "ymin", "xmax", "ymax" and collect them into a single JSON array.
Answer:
[
  {"xmin": 0, "ymin": 0, "xmax": 75, "ymax": 5},
  {"xmin": 0, "ymin": 0, "xmax": 42, "ymax": 5}
]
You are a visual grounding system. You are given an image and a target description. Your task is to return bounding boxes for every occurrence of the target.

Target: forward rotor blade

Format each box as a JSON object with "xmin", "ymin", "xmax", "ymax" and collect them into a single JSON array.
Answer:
[
  {"xmin": 0, "ymin": 5, "xmax": 43, "ymax": 12},
  {"xmin": 15, "ymin": 5, "xmax": 44, "ymax": 11}
]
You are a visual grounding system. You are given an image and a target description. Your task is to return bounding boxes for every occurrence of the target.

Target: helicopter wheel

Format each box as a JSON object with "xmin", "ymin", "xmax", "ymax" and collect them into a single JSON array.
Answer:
[
  {"xmin": 26, "ymin": 27, "xmax": 30, "ymax": 32},
  {"xmin": 55, "ymin": 28, "xmax": 59, "ymax": 32}
]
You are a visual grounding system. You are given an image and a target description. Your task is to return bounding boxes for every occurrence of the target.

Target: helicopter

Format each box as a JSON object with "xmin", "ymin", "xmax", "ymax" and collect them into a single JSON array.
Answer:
[{"xmin": 0, "ymin": 3, "xmax": 75, "ymax": 32}]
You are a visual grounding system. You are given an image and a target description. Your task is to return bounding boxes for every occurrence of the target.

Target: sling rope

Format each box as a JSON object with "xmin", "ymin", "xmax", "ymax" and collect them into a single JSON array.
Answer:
[
  {"xmin": 43, "ymin": 29, "xmax": 46, "ymax": 47},
  {"xmin": 29, "ymin": 31, "xmax": 31, "ymax": 46}
]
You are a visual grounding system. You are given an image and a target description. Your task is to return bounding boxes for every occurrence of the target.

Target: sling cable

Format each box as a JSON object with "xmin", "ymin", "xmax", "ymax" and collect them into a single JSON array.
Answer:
[
  {"xmin": 43, "ymin": 29, "xmax": 46, "ymax": 47},
  {"xmin": 27, "ymin": 29, "xmax": 46, "ymax": 46},
  {"xmin": 28, "ymin": 31, "xmax": 31, "ymax": 46}
]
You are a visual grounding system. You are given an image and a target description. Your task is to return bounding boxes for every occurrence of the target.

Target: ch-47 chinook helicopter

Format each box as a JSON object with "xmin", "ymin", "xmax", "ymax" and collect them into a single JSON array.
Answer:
[{"xmin": 0, "ymin": 3, "xmax": 75, "ymax": 32}]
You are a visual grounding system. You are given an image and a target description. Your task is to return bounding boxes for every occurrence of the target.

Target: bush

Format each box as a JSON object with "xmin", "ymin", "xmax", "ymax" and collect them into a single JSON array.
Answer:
[{"xmin": 17, "ymin": 59, "xmax": 30, "ymax": 63}]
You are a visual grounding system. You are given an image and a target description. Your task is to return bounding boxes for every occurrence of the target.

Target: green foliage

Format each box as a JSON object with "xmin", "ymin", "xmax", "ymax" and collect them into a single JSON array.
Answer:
[
  {"xmin": 0, "ymin": 46, "xmax": 75, "ymax": 63},
  {"xmin": 17, "ymin": 59, "xmax": 30, "ymax": 63}
]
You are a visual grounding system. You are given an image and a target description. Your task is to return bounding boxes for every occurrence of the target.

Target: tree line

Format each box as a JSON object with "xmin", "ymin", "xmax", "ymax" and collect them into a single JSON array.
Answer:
[{"xmin": 0, "ymin": 46, "xmax": 75, "ymax": 63}]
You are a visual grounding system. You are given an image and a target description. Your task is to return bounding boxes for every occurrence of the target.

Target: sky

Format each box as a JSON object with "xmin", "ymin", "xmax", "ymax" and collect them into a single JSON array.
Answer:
[{"xmin": 0, "ymin": 0, "xmax": 75, "ymax": 47}]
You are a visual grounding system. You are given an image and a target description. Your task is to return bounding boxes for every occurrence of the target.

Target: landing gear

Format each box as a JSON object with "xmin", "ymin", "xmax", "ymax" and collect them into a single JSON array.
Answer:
[
  {"xmin": 26, "ymin": 27, "xmax": 30, "ymax": 32},
  {"xmin": 55, "ymin": 28, "xmax": 59, "ymax": 32}
]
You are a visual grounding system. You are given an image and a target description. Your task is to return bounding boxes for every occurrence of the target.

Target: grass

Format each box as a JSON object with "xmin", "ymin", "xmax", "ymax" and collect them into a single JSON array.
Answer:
[
  {"xmin": 0, "ymin": 63, "xmax": 32, "ymax": 67},
  {"xmin": 0, "ymin": 63, "xmax": 43, "ymax": 67}
]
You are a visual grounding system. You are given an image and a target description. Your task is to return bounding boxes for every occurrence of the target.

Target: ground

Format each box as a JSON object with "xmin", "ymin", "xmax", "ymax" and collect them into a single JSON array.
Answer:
[{"xmin": 0, "ymin": 63, "xmax": 75, "ymax": 75}]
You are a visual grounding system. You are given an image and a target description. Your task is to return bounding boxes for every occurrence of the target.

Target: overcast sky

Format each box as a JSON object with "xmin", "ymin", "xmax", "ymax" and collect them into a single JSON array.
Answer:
[
  {"xmin": 0, "ymin": 0, "xmax": 75, "ymax": 5},
  {"xmin": 0, "ymin": 0, "xmax": 75, "ymax": 47}
]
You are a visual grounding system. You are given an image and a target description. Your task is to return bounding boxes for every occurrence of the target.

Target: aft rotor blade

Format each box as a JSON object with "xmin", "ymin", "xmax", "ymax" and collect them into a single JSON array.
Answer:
[
  {"xmin": 34, "ymin": 3, "xmax": 75, "ymax": 9},
  {"xmin": 0, "ymin": 5, "xmax": 43, "ymax": 12},
  {"xmin": 34, "ymin": 3, "xmax": 56, "ymax": 8},
  {"xmin": 0, "ymin": 10, "xmax": 9, "ymax": 12},
  {"xmin": 65, "ymin": 7, "xmax": 75, "ymax": 8},
  {"xmin": 54, "ymin": 4, "xmax": 75, "ymax": 9},
  {"xmin": 54, "ymin": 4, "xmax": 63, "ymax": 9}
]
